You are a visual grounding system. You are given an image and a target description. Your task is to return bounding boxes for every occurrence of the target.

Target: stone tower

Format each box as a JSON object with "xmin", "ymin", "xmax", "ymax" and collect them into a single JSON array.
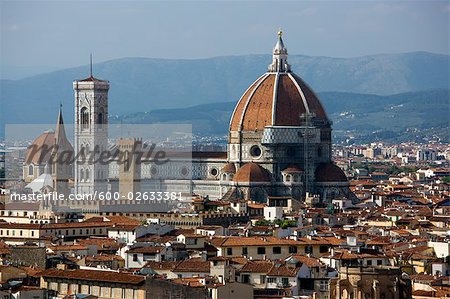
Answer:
[
  {"xmin": 118, "ymin": 138, "xmax": 142, "ymax": 198},
  {"xmin": 73, "ymin": 71, "xmax": 109, "ymax": 196}
]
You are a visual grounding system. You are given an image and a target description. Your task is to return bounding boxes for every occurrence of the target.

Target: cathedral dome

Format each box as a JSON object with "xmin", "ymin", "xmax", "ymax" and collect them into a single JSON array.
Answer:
[
  {"xmin": 229, "ymin": 32, "xmax": 329, "ymax": 133},
  {"xmin": 281, "ymin": 164, "xmax": 303, "ymax": 173},
  {"xmin": 315, "ymin": 163, "xmax": 348, "ymax": 182},
  {"xmin": 25, "ymin": 131, "xmax": 55, "ymax": 165},
  {"xmin": 222, "ymin": 162, "xmax": 236, "ymax": 174},
  {"xmin": 233, "ymin": 163, "xmax": 271, "ymax": 183}
]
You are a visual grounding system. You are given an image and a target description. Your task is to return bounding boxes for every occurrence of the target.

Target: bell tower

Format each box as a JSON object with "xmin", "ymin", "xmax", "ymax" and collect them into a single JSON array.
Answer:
[{"xmin": 73, "ymin": 58, "xmax": 109, "ymax": 196}]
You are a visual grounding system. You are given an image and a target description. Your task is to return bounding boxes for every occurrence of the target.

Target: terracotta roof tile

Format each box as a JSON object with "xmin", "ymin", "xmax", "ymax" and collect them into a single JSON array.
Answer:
[
  {"xmin": 173, "ymin": 258, "xmax": 210, "ymax": 273},
  {"xmin": 234, "ymin": 163, "xmax": 271, "ymax": 183},
  {"xmin": 38, "ymin": 269, "xmax": 145, "ymax": 284},
  {"xmin": 315, "ymin": 163, "xmax": 347, "ymax": 182},
  {"xmin": 240, "ymin": 260, "xmax": 273, "ymax": 273}
]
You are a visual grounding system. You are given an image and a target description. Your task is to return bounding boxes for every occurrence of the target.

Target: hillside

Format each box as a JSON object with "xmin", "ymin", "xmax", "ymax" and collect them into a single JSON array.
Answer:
[
  {"xmin": 111, "ymin": 89, "xmax": 450, "ymax": 143},
  {"xmin": 0, "ymin": 52, "xmax": 448, "ymax": 142}
]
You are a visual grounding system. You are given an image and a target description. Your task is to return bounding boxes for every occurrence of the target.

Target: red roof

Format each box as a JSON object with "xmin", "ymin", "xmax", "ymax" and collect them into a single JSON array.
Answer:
[
  {"xmin": 25, "ymin": 132, "xmax": 55, "ymax": 165},
  {"xmin": 229, "ymin": 73, "xmax": 328, "ymax": 132},
  {"xmin": 222, "ymin": 163, "xmax": 236, "ymax": 173},
  {"xmin": 234, "ymin": 163, "xmax": 271, "ymax": 183},
  {"xmin": 315, "ymin": 163, "xmax": 347, "ymax": 182},
  {"xmin": 38, "ymin": 269, "xmax": 145, "ymax": 284},
  {"xmin": 282, "ymin": 165, "xmax": 303, "ymax": 173}
]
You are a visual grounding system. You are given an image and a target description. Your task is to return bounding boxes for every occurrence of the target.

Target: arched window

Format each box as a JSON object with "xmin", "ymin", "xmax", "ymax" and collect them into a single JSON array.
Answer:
[
  {"xmin": 80, "ymin": 145, "xmax": 86, "ymax": 158},
  {"xmin": 28, "ymin": 165, "xmax": 34, "ymax": 176},
  {"xmin": 97, "ymin": 112, "xmax": 103, "ymax": 124},
  {"xmin": 80, "ymin": 107, "xmax": 89, "ymax": 130}
]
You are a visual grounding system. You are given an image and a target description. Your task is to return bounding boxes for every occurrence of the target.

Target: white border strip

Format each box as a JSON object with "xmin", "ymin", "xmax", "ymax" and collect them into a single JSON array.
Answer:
[{"xmin": 288, "ymin": 73, "xmax": 310, "ymax": 114}]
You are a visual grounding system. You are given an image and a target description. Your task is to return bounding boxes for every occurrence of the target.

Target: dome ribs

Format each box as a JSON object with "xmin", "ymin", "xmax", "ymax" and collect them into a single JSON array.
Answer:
[
  {"xmin": 275, "ymin": 74, "xmax": 304, "ymax": 126},
  {"xmin": 229, "ymin": 74, "xmax": 267, "ymax": 132},
  {"xmin": 242, "ymin": 75, "xmax": 275, "ymax": 131},
  {"xmin": 291, "ymin": 74, "xmax": 328, "ymax": 120}
]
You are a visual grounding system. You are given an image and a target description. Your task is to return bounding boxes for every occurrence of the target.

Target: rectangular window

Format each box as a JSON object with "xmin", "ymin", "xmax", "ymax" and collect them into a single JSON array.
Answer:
[
  {"xmin": 367, "ymin": 260, "xmax": 372, "ymax": 266},
  {"xmin": 227, "ymin": 248, "xmax": 233, "ymax": 256},
  {"xmin": 260, "ymin": 275, "xmax": 266, "ymax": 284},
  {"xmin": 257, "ymin": 247, "xmax": 266, "ymax": 255},
  {"xmin": 242, "ymin": 247, "xmax": 248, "ymax": 255},
  {"xmin": 143, "ymin": 254, "xmax": 155, "ymax": 261},
  {"xmin": 377, "ymin": 260, "xmax": 383, "ymax": 265},
  {"xmin": 241, "ymin": 274, "xmax": 250, "ymax": 284},
  {"xmin": 319, "ymin": 245, "xmax": 329, "ymax": 253},
  {"xmin": 273, "ymin": 247, "xmax": 281, "ymax": 254},
  {"xmin": 132, "ymin": 254, "xmax": 138, "ymax": 262},
  {"xmin": 267, "ymin": 277, "xmax": 276, "ymax": 284},
  {"xmin": 319, "ymin": 280, "xmax": 328, "ymax": 291},
  {"xmin": 282, "ymin": 277, "xmax": 289, "ymax": 286},
  {"xmin": 305, "ymin": 245, "xmax": 313, "ymax": 254},
  {"xmin": 289, "ymin": 246, "xmax": 297, "ymax": 254}
]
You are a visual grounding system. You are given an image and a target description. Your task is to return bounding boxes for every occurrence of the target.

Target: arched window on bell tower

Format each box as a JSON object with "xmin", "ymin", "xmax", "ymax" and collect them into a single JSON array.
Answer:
[
  {"xmin": 97, "ymin": 107, "xmax": 104, "ymax": 125},
  {"xmin": 81, "ymin": 107, "xmax": 89, "ymax": 130}
]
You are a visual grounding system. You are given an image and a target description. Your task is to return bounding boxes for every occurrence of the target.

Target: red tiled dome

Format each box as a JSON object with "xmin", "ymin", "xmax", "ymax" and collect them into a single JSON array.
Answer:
[
  {"xmin": 222, "ymin": 163, "xmax": 236, "ymax": 174},
  {"xmin": 233, "ymin": 163, "xmax": 271, "ymax": 183},
  {"xmin": 315, "ymin": 163, "xmax": 347, "ymax": 182},
  {"xmin": 229, "ymin": 72, "xmax": 328, "ymax": 132},
  {"xmin": 281, "ymin": 164, "xmax": 303, "ymax": 173},
  {"xmin": 25, "ymin": 131, "xmax": 55, "ymax": 164}
]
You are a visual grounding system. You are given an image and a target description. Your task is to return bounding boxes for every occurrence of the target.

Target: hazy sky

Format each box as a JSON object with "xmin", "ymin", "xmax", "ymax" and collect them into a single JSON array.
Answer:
[{"xmin": 1, "ymin": 1, "xmax": 449, "ymax": 69}]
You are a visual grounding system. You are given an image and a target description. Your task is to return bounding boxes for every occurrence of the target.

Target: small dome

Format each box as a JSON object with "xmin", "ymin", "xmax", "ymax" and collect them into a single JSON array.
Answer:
[
  {"xmin": 282, "ymin": 164, "xmax": 303, "ymax": 173},
  {"xmin": 25, "ymin": 131, "xmax": 55, "ymax": 165},
  {"xmin": 315, "ymin": 163, "xmax": 347, "ymax": 182},
  {"xmin": 222, "ymin": 163, "xmax": 236, "ymax": 174},
  {"xmin": 234, "ymin": 163, "xmax": 271, "ymax": 183}
]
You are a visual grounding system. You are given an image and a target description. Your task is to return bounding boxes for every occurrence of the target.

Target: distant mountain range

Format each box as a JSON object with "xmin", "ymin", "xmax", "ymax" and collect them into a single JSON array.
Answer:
[
  {"xmin": 0, "ymin": 51, "xmax": 449, "ymax": 141},
  {"xmin": 111, "ymin": 89, "xmax": 450, "ymax": 143}
]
